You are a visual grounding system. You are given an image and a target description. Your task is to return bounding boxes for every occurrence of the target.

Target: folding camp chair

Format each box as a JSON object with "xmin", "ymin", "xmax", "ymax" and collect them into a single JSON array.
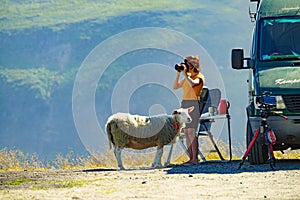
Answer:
[
  {"xmin": 198, "ymin": 88, "xmax": 233, "ymax": 162},
  {"xmin": 197, "ymin": 88, "xmax": 223, "ymax": 161}
]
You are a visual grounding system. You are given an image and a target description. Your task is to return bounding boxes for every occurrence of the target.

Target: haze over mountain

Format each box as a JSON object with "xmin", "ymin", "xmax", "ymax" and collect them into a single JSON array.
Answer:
[{"xmin": 0, "ymin": 0, "xmax": 256, "ymax": 158}]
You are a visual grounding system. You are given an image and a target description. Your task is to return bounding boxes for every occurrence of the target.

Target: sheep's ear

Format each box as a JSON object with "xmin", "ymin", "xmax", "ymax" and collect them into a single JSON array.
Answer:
[
  {"xmin": 187, "ymin": 106, "xmax": 194, "ymax": 113},
  {"xmin": 172, "ymin": 110, "xmax": 180, "ymax": 115}
]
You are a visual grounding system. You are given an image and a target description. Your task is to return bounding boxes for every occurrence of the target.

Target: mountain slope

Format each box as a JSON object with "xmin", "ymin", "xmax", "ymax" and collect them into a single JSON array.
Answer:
[{"xmin": 0, "ymin": 0, "xmax": 254, "ymax": 157}]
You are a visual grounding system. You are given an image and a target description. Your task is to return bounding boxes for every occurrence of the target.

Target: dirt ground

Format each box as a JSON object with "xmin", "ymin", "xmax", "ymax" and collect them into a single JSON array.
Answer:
[{"xmin": 0, "ymin": 160, "xmax": 299, "ymax": 200}]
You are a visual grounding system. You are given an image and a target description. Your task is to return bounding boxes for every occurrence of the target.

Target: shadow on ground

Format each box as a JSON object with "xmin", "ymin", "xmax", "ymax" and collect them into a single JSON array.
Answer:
[
  {"xmin": 164, "ymin": 159, "xmax": 300, "ymax": 174},
  {"xmin": 81, "ymin": 159, "xmax": 300, "ymax": 174}
]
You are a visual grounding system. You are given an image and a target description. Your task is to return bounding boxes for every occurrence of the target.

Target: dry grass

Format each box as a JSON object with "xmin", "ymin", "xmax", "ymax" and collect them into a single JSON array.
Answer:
[
  {"xmin": 0, "ymin": 148, "xmax": 158, "ymax": 171},
  {"xmin": 274, "ymin": 148, "xmax": 300, "ymax": 160},
  {"xmin": 0, "ymin": 144, "xmax": 299, "ymax": 171},
  {"xmin": 0, "ymin": 148, "xmax": 45, "ymax": 171}
]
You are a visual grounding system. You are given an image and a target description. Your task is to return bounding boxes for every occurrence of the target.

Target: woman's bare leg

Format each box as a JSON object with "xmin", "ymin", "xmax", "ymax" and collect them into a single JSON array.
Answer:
[{"xmin": 184, "ymin": 128, "xmax": 198, "ymax": 164}]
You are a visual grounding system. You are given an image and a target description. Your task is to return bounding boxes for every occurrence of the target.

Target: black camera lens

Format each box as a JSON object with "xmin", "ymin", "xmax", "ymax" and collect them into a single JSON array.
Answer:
[
  {"xmin": 174, "ymin": 64, "xmax": 184, "ymax": 72},
  {"xmin": 174, "ymin": 62, "xmax": 189, "ymax": 72}
]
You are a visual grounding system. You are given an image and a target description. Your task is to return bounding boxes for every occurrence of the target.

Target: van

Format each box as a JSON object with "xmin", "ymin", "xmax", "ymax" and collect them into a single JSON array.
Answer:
[{"xmin": 232, "ymin": 0, "xmax": 300, "ymax": 164}]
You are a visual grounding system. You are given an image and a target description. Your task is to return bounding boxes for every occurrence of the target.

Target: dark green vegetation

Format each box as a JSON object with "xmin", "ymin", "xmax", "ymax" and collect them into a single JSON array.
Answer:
[{"xmin": 0, "ymin": 0, "xmax": 252, "ymax": 158}]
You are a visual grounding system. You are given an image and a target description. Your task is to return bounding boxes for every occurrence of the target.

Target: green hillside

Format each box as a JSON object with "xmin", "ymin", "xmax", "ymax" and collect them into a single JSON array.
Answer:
[{"xmin": 1, "ymin": 0, "xmax": 242, "ymax": 31}]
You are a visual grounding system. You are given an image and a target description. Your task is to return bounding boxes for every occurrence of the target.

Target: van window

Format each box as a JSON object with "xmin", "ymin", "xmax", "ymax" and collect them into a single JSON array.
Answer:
[{"xmin": 259, "ymin": 18, "xmax": 300, "ymax": 61}]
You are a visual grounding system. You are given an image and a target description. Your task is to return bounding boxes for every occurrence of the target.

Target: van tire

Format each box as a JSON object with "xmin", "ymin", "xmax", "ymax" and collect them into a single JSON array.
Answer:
[{"xmin": 246, "ymin": 120, "xmax": 268, "ymax": 164}]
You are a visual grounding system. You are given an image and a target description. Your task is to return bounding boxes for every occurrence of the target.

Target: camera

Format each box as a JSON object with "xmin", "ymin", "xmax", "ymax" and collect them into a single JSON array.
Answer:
[
  {"xmin": 174, "ymin": 62, "xmax": 190, "ymax": 72},
  {"xmin": 254, "ymin": 93, "xmax": 277, "ymax": 110}
]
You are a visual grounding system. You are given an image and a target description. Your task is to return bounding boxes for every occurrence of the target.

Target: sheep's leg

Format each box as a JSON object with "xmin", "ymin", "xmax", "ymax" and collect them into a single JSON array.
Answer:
[
  {"xmin": 114, "ymin": 146, "xmax": 125, "ymax": 170},
  {"xmin": 152, "ymin": 145, "xmax": 164, "ymax": 168},
  {"xmin": 164, "ymin": 144, "xmax": 173, "ymax": 166}
]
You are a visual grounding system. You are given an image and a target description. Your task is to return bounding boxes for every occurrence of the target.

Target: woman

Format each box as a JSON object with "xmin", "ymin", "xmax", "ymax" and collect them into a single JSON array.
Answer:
[{"xmin": 173, "ymin": 55, "xmax": 205, "ymax": 165}]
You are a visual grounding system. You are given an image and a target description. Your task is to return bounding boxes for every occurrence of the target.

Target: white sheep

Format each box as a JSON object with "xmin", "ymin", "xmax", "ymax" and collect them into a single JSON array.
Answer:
[{"xmin": 105, "ymin": 106, "xmax": 194, "ymax": 169}]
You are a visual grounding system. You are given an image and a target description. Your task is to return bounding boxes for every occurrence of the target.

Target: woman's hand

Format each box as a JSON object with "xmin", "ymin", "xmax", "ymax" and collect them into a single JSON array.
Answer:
[{"xmin": 182, "ymin": 63, "xmax": 188, "ymax": 74}]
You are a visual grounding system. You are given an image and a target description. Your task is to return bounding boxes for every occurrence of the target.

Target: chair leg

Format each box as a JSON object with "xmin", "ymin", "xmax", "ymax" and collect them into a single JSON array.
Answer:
[
  {"xmin": 179, "ymin": 136, "xmax": 190, "ymax": 157},
  {"xmin": 201, "ymin": 123, "xmax": 225, "ymax": 161},
  {"xmin": 197, "ymin": 124, "xmax": 207, "ymax": 162},
  {"xmin": 198, "ymin": 148, "xmax": 207, "ymax": 162},
  {"xmin": 207, "ymin": 131, "xmax": 225, "ymax": 160},
  {"xmin": 165, "ymin": 136, "xmax": 190, "ymax": 166}
]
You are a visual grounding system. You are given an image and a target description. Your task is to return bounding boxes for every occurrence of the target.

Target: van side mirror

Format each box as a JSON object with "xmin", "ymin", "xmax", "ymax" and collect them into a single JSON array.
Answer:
[
  {"xmin": 231, "ymin": 49, "xmax": 244, "ymax": 69},
  {"xmin": 231, "ymin": 49, "xmax": 251, "ymax": 69}
]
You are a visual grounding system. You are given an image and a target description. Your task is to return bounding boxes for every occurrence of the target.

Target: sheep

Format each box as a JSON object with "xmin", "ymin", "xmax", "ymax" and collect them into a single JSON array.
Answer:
[{"xmin": 105, "ymin": 106, "xmax": 194, "ymax": 169}]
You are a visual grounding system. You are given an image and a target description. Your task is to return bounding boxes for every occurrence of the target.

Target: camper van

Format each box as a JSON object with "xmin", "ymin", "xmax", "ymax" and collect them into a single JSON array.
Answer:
[{"xmin": 232, "ymin": 0, "xmax": 300, "ymax": 164}]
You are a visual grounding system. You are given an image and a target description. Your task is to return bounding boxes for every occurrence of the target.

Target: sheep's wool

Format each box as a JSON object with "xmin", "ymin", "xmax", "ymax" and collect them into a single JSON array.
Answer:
[{"xmin": 106, "ymin": 113, "xmax": 183, "ymax": 148}]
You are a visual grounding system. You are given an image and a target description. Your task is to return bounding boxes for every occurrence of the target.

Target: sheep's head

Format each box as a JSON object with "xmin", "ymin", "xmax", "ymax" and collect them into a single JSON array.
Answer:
[{"xmin": 172, "ymin": 106, "xmax": 194, "ymax": 124}]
